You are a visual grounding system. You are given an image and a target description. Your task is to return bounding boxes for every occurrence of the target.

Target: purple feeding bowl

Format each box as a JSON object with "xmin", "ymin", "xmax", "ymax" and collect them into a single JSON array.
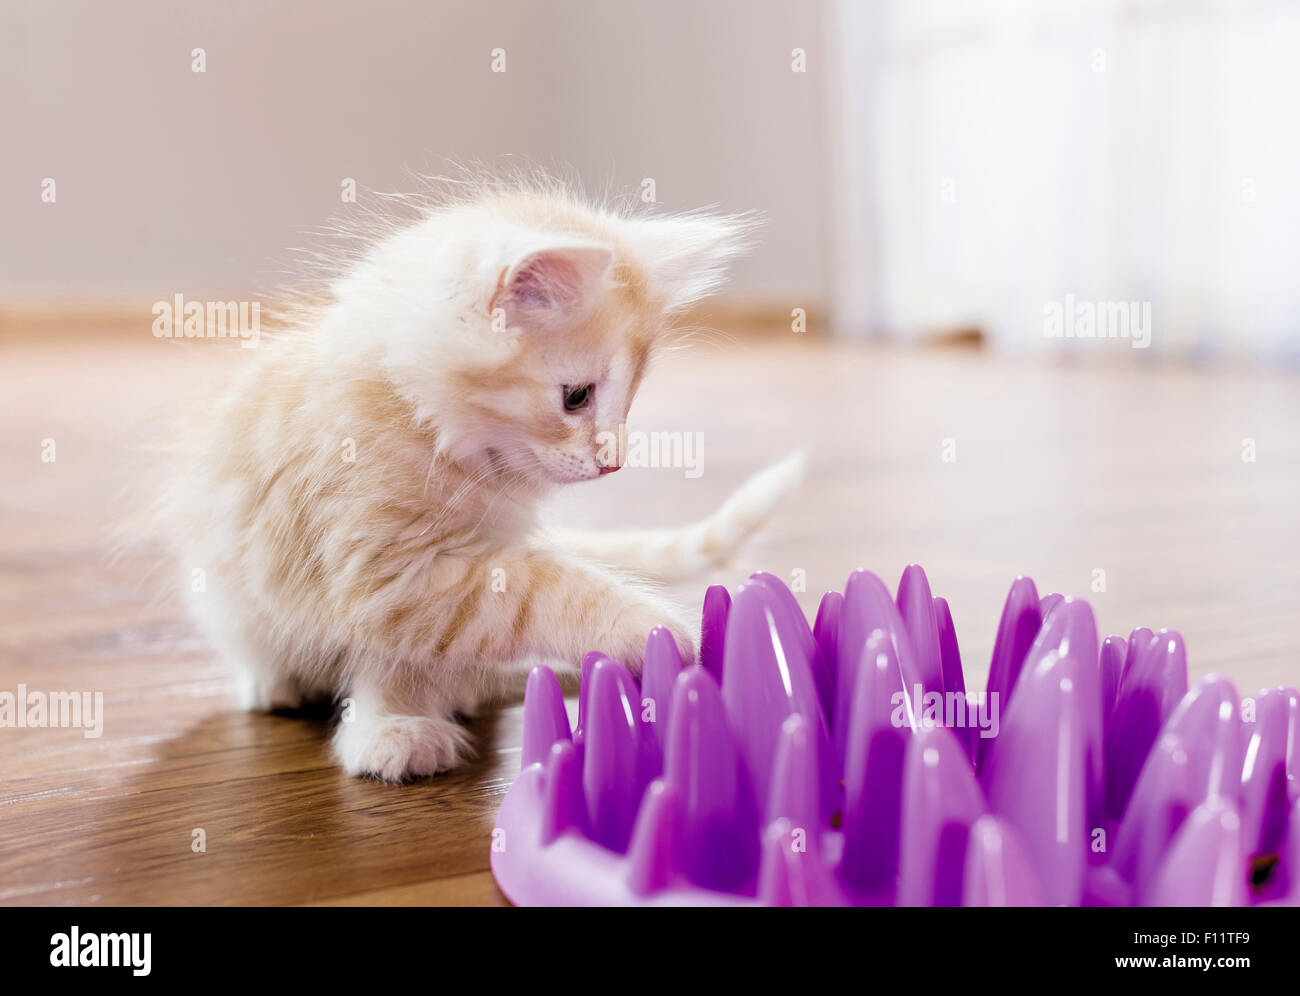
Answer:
[{"xmin": 490, "ymin": 566, "xmax": 1300, "ymax": 906}]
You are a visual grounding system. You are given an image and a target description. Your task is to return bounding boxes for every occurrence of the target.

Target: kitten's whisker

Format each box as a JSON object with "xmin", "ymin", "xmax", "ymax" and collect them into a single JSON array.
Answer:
[{"xmin": 417, "ymin": 454, "xmax": 522, "ymax": 540}]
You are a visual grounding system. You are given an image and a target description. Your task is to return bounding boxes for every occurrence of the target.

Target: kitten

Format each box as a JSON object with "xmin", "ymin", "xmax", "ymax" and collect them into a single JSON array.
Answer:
[{"xmin": 171, "ymin": 180, "xmax": 802, "ymax": 780}]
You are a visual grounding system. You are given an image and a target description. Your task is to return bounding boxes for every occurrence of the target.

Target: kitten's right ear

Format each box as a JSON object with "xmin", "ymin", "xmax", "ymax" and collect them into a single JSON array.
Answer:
[
  {"xmin": 632, "ymin": 211, "xmax": 756, "ymax": 313},
  {"xmin": 489, "ymin": 242, "xmax": 614, "ymax": 332}
]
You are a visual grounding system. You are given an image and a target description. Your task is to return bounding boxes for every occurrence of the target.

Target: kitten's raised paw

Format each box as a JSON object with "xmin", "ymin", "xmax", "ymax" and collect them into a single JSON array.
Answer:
[
  {"xmin": 331, "ymin": 712, "xmax": 473, "ymax": 781},
  {"xmin": 661, "ymin": 622, "xmax": 697, "ymax": 668},
  {"xmin": 607, "ymin": 610, "xmax": 697, "ymax": 675}
]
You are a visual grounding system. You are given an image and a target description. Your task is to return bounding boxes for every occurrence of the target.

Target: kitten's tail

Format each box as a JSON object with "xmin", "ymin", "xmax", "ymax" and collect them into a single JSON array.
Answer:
[{"xmin": 548, "ymin": 451, "xmax": 806, "ymax": 583}]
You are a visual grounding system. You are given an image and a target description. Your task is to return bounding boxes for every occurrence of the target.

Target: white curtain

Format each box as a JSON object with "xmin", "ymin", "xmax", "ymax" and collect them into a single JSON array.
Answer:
[{"xmin": 831, "ymin": 0, "xmax": 1300, "ymax": 361}]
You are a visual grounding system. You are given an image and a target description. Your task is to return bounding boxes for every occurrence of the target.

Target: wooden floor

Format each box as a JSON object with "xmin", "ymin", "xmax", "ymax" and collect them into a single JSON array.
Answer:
[{"xmin": 2, "ymin": 322, "xmax": 1298, "ymax": 905}]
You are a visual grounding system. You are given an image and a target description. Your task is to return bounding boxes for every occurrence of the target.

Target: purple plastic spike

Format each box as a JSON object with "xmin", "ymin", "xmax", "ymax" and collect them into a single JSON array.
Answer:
[
  {"xmin": 541, "ymin": 739, "xmax": 587, "ymax": 844},
  {"xmin": 1282, "ymin": 687, "xmax": 1299, "ymax": 783},
  {"xmin": 522, "ymin": 665, "xmax": 572, "ymax": 767},
  {"xmin": 699, "ymin": 584, "xmax": 731, "ymax": 682},
  {"xmin": 748, "ymin": 572, "xmax": 817, "ymax": 648},
  {"xmin": 1163, "ymin": 675, "xmax": 1241, "ymax": 803},
  {"xmin": 1039, "ymin": 592, "xmax": 1064, "ymax": 620},
  {"xmin": 767, "ymin": 714, "xmax": 824, "ymax": 830},
  {"xmin": 983, "ymin": 600, "xmax": 1099, "ymax": 906},
  {"xmin": 1065, "ymin": 601, "xmax": 1105, "ymax": 825},
  {"xmin": 840, "ymin": 630, "xmax": 911, "ymax": 894},
  {"xmin": 1038, "ymin": 599, "xmax": 1105, "ymax": 822},
  {"xmin": 666, "ymin": 666, "xmax": 758, "ymax": 891},
  {"xmin": 640, "ymin": 626, "xmax": 683, "ymax": 752},
  {"xmin": 984, "ymin": 577, "xmax": 1042, "ymax": 719},
  {"xmin": 934, "ymin": 595, "xmax": 970, "ymax": 759},
  {"xmin": 963, "ymin": 815, "xmax": 1044, "ymax": 907},
  {"xmin": 758, "ymin": 817, "xmax": 843, "ymax": 906},
  {"xmin": 574, "ymin": 650, "xmax": 607, "ymax": 745},
  {"xmin": 896, "ymin": 565, "xmax": 944, "ymax": 696},
  {"xmin": 977, "ymin": 578, "xmax": 1043, "ymax": 772},
  {"xmin": 490, "ymin": 566, "xmax": 1294, "ymax": 906},
  {"xmin": 1120, "ymin": 626, "xmax": 1156, "ymax": 692},
  {"xmin": 897, "ymin": 727, "xmax": 986, "ymax": 906},
  {"xmin": 748, "ymin": 571, "xmax": 834, "ymax": 724},
  {"xmin": 1241, "ymin": 688, "xmax": 1291, "ymax": 857},
  {"xmin": 1147, "ymin": 801, "xmax": 1247, "ymax": 907},
  {"xmin": 1100, "ymin": 634, "xmax": 1126, "ymax": 723},
  {"xmin": 722, "ymin": 579, "xmax": 835, "ymax": 824},
  {"xmin": 754, "ymin": 816, "xmax": 842, "ymax": 910},
  {"xmin": 836, "ymin": 569, "xmax": 923, "ymax": 763},
  {"xmin": 625, "ymin": 780, "xmax": 681, "ymax": 896},
  {"xmin": 813, "ymin": 590, "xmax": 843, "ymax": 709},
  {"xmin": 1084, "ymin": 864, "xmax": 1133, "ymax": 907},
  {"xmin": 1112, "ymin": 733, "xmax": 1194, "ymax": 895},
  {"xmin": 581, "ymin": 658, "xmax": 651, "ymax": 852},
  {"xmin": 1105, "ymin": 629, "xmax": 1188, "ymax": 820}
]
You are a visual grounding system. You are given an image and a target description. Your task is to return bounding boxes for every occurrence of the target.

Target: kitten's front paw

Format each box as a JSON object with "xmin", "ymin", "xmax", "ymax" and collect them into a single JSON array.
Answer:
[
  {"xmin": 332, "ymin": 712, "xmax": 473, "ymax": 781},
  {"xmin": 660, "ymin": 621, "xmax": 697, "ymax": 669},
  {"xmin": 608, "ymin": 609, "xmax": 697, "ymax": 675}
]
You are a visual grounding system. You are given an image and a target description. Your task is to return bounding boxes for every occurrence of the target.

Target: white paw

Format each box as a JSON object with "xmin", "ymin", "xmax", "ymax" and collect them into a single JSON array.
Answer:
[
  {"xmin": 233, "ymin": 666, "xmax": 303, "ymax": 712},
  {"xmin": 610, "ymin": 609, "xmax": 697, "ymax": 675},
  {"xmin": 331, "ymin": 712, "xmax": 473, "ymax": 781}
]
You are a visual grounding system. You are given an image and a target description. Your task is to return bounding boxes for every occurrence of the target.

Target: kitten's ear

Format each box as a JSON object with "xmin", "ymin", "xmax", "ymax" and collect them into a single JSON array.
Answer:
[
  {"xmin": 634, "ymin": 212, "xmax": 756, "ymax": 313},
  {"xmin": 491, "ymin": 242, "xmax": 614, "ymax": 332}
]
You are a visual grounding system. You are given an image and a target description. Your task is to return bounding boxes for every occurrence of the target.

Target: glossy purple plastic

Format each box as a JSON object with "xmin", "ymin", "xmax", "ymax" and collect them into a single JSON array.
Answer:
[{"xmin": 490, "ymin": 567, "xmax": 1300, "ymax": 906}]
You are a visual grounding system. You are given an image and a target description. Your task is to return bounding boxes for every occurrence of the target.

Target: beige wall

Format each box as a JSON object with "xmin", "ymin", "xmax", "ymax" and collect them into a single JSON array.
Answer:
[{"xmin": 2, "ymin": 0, "xmax": 830, "ymax": 307}]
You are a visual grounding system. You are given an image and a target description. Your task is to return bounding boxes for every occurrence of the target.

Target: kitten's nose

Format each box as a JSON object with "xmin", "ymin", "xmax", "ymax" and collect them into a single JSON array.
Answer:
[{"xmin": 598, "ymin": 464, "xmax": 621, "ymax": 475}]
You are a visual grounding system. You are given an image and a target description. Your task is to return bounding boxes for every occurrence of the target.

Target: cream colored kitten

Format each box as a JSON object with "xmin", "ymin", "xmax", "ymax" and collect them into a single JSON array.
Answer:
[{"xmin": 172, "ymin": 181, "xmax": 801, "ymax": 780}]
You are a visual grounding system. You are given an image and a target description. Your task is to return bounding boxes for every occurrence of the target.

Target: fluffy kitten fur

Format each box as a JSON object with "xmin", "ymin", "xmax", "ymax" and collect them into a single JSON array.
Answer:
[{"xmin": 173, "ymin": 180, "xmax": 800, "ymax": 780}]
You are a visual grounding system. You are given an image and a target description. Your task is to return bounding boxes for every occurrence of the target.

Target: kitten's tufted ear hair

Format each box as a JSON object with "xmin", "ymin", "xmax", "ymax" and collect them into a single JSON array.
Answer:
[
  {"xmin": 490, "ymin": 242, "xmax": 614, "ymax": 332},
  {"xmin": 633, "ymin": 211, "xmax": 756, "ymax": 313}
]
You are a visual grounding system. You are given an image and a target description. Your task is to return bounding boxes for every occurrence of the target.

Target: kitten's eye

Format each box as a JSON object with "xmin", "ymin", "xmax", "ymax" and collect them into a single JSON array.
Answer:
[{"xmin": 562, "ymin": 383, "xmax": 594, "ymax": 412}]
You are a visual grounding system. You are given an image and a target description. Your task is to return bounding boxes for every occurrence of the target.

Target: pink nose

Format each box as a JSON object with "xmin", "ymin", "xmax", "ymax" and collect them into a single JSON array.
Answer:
[{"xmin": 599, "ymin": 464, "xmax": 621, "ymax": 475}]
